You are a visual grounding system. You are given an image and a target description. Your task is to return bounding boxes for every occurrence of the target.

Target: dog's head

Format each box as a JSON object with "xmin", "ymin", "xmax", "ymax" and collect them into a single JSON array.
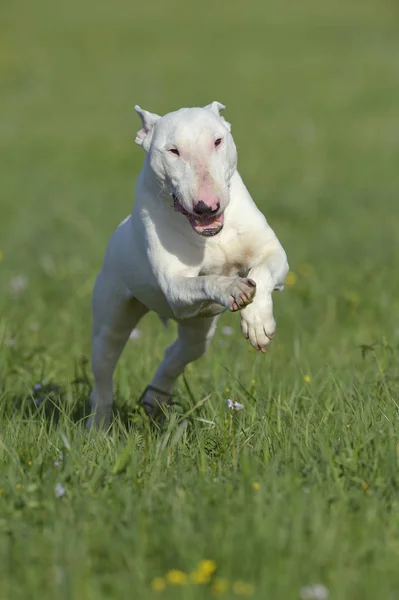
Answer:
[{"xmin": 134, "ymin": 102, "xmax": 237, "ymax": 237}]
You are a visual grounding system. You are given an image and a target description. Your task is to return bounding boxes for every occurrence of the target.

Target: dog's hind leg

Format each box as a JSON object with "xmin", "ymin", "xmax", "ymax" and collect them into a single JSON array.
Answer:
[
  {"xmin": 88, "ymin": 271, "xmax": 148, "ymax": 429},
  {"xmin": 140, "ymin": 315, "xmax": 219, "ymax": 417}
]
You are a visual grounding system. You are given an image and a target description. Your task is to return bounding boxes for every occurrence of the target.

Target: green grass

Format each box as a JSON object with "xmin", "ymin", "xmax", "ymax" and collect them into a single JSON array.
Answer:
[{"xmin": 1, "ymin": 0, "xmax": 399, "ymax": 597}]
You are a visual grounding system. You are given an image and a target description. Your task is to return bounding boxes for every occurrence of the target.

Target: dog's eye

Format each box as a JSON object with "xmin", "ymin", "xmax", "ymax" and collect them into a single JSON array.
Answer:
[
  {"xmin": 215, "ymin": 138, "xmax": 222, "ymax": 148},
  {"xmin": 169, "ymin": 148, "xmax": 180, "ymax": 156}
]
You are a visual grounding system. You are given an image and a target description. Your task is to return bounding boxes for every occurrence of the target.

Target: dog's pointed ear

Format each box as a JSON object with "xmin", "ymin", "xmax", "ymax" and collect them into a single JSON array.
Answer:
[
  {"xmin": 204, "ymin": 101, "xmax": 231, "ymax": 131},
  {"xmin": 134, "ymin": 105, "xmax": 161, "ymax": 151},
  {"xmin": 204, "ymin": 101, "xmax": 226, "ymax": 116}
]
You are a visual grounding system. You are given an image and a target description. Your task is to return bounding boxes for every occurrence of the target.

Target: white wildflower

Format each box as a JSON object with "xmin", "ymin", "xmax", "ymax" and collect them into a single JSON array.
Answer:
[
  {"xmin": 54, "ymin": 453, "xmax": 64, "ymax": 468},
  {"xmin": 221, "ymin": 326, "xmax": 233, "ymax": 336},
  {"xmin": 129, "ymin": 328, "xmax": 143, "ymax": 340},
  {"xmin": 33, "ymin": 383, "xmax": 43, "ymax": 407},
  {"xmin": 226, "ymin": 399, "xmax": 244, "ymax": 411},
  {"xmin": 54, "ymin": 484, "xmax": 66, "ymax": 498},
  {"xmin": 9, "ymin": 275, "xmax": 28, "ymax": 295},
  {"xmin": 300, "ymin": 583, "xmax": 329, "ymax": 600}
]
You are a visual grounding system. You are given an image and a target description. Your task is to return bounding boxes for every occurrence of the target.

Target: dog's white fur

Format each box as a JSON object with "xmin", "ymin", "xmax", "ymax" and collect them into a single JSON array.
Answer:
[{"xmin": 89, "ymin": 102, "xmax": 289, "ymax": 428}]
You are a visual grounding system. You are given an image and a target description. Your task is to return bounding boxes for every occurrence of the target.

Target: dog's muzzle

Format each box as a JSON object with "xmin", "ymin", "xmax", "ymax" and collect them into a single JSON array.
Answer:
[{"xmin": 172, "ymin": 194, "xmax": 224, "ymax": 237}]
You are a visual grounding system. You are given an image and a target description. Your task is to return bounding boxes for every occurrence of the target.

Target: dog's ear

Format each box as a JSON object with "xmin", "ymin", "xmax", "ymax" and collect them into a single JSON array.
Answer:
[
  {"xmin": 204, "ymin": 101, "xmax": 226, "ymax": 115},
  {"xmin": 204, "ymin": 101, "xmax": 231, "ymax": 132},
  {"xmin": 134, "ymin": 105, "xmax": 161, "ymax": 151}
]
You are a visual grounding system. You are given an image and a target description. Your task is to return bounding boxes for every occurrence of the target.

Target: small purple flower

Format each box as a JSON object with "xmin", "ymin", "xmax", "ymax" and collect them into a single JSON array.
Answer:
[{"xmin": 226, "ymin": 399, "xmax": 244, "ymax": 411}]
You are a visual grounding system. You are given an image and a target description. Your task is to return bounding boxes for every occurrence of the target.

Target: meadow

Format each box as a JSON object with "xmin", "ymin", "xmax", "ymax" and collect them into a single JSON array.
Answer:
[{"xmin": 1, "ymin": 0, "xmax": 399, "ymax": 597}]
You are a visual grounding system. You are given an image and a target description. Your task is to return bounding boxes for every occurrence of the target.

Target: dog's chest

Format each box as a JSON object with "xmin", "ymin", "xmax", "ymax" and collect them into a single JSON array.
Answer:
[{"xmin": 200, "ymin": 230, "xmax": 258, "ymax": 277}]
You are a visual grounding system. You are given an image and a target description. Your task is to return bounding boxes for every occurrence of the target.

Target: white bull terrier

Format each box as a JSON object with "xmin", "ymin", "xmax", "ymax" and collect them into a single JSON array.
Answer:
[{"xmin": 89, "ymin": 101, "xmax": 289, "ymax": 428}]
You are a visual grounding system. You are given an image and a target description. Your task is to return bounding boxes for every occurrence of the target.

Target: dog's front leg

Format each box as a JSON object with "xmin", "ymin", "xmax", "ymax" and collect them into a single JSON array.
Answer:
[
  {"xmin": 240, "ymin": 251, "xmax": 289, "ymax": 352},
  {"xmin": 163, "ymin": 274, "xmax": 257, "ymax": 320}
]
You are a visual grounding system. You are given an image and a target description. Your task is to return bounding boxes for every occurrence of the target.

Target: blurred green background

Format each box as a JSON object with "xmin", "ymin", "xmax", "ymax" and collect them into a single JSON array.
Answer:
[{"xmin": 1, "ymin": 0, "xmax": 399, "ymax": 597}]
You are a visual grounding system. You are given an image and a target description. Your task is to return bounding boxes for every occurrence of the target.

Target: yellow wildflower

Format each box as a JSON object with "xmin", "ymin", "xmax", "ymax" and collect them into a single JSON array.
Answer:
[
  {"xmin": 212, "ymin": 578, "xmax": 229, "ymax": 595},
  {"xmin": 346, "ymin": 423, "xmax": 351, "ymax": 429},
  {"xmin": 0, "ymin": 488, "xmax": 3, "ymax": 494},
  {"xmin": 28, "ymin": 460, "xmax": 32, "ymax": 466},
  {"xmin": 361, "ymin": 482, "xmax": 368, "ymax": 491},
  {"xmin": 225, "ymin": 387, "xmax": 231, "ymax": 393},
  {"xmin": 151, "ymin": 577, "xmax": 166, "ymax": 592},
  {"xmin": 232, "ymin": 581, "xmax": 255, "ymax": 596},
  {"xmin": 190, "ymin": 569, "xmax": 211, "ymax": 584},
  {"xmin": 190, "ymin": 559, "xmax": 217, "ymax": 584},
  {"xmin": 166, "ymin": 569, "xmax": 187, "ymax": 585},
  {"xmin": 285, "ymin": 271, "xmax": 297, "ymax": 287},
  {"xmin": 304, "ymin": 375, "xmax": 311, "ymax": 383},
  {"xmin": 198, "ymin": 560, "xmax": 217, "ymax": 576},
  {"xmin": 15, "ymin": 483, "xmax": 22, "ymax": 489},
  {"xmin": 252, "ymin": 482, "xmax": 260, "ymax": 492}
]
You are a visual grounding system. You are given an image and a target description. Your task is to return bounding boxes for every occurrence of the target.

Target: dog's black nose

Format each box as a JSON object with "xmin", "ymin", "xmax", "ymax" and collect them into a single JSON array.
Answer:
[{"xmin": 193, "ymin": 201, "xmax": 220, "ymax": 215}]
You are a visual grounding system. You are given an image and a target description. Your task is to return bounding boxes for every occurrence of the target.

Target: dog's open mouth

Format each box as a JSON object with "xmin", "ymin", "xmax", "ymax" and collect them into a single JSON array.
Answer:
[{"xmin": 172, "ymin": 195, "xmax": 224, "ymax": 237}]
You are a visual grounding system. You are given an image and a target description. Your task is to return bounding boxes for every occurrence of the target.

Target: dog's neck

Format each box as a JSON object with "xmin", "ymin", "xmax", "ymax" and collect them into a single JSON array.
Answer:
[{"xmin": 136, "ymin": 155, "xmax": 171, "ymax": 206}]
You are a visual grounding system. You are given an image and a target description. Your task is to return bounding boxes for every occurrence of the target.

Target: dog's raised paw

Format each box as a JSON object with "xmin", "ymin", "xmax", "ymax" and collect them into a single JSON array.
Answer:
[
  {"xmin": 227, "ymin": 278, "xmax": 257, "ymax": 312},
  {"xmin": 240, "ymin": 303, "xmax": 276, "ymax": 352}
]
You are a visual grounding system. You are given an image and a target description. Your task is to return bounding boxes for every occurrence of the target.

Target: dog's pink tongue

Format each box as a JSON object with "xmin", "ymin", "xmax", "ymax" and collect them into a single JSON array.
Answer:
[{"xmin": 189, "ymin": 212, "xmax": 224, "ymax": 234}]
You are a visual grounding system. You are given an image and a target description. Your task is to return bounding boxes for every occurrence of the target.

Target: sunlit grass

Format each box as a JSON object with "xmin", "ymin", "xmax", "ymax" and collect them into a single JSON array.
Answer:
[{"xmin": 1, "ymin": 0, "xmax": 399, "ymax": 598}]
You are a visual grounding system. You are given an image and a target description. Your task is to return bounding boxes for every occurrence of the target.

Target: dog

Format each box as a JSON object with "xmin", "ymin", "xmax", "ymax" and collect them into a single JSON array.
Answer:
[{"xmin": 88, "ymin": 101, "xmax": 289, "ymax": 428}]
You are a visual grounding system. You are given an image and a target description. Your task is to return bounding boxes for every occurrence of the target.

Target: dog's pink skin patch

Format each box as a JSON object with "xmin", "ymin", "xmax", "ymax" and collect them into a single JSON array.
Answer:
[
  {"xmin": 194, "ymin": 147, "xmax": 221, "ymax": 211},
  {"xmin": 179, "ymin": 141, "xmax": 222, "ymax": 213}
]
